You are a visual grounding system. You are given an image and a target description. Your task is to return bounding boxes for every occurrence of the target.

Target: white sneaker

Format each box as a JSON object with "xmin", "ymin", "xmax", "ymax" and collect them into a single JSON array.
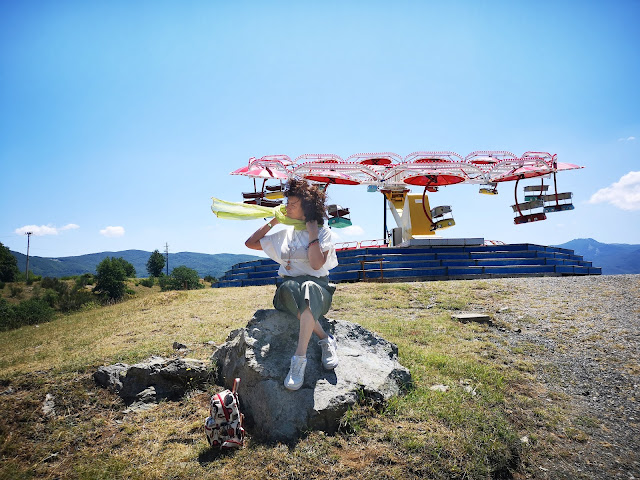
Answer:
[
  {"xmin": 318, "ymin": 335, "xmax": 338, "ymax": 370},
  {"xmin": 284, "ymin": 355, "xmax": 307, "ymax": 391}
]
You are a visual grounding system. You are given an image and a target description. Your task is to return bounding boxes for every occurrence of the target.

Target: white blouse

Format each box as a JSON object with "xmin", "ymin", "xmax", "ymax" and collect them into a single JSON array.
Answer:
[{"xmin": 260, "ymin": 226, "xmax": 338, "ymax": 277}]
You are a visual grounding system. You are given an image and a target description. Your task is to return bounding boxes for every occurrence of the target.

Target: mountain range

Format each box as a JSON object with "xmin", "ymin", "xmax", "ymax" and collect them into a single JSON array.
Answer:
[
  {"xmin": 10, "ymin": 249, "xmax": 262, "ymax": 279},
  {"xmin": 554, "ymin": 238, "xmax": 640, "ymax": 275},
  {"xmin": 9, "ymin": 238, "xmax": 639, "ymax": 279}
]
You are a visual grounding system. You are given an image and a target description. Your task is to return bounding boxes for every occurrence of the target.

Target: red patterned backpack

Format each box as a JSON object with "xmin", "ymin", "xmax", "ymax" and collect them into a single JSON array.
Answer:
[{"xmin": 204, "ymin": 377, "xmax": 245, "ymax": 448}]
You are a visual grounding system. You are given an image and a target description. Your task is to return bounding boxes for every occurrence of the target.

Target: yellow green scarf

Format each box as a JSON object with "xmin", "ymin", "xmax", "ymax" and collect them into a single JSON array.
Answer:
[{"xmin": 210, "ymin": 197, "xmax": 307, "ymax": 230}]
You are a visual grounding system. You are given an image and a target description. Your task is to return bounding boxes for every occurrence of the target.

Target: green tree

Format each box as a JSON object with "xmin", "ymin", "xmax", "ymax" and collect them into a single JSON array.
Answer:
[
  {"xmin": 112, "ymin": 257, "xmax": 136, "ymax": 277},
  {"xmin": 159, "ymin": 265, "xmax": 204, "ymax": 291},
  {"xmin": 94, "ymin": 257, "xmax": 128, "ymax": 300},
  {"xmin": 0, "ymin": 242, "xmax": 19, "ymax": 282},
  {"xmin": 146, "ymin": 249, "xmax": 165, "ymax": 277}
]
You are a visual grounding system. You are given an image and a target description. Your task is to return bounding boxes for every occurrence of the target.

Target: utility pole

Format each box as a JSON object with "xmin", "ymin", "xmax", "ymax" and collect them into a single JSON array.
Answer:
[
  {"xmin": 25, "ymin": 231, "xmax": 33, "ymax": 281},
  {"xmin": 164, "ymin": 242, "xmax": 169, "ymax": 275}
]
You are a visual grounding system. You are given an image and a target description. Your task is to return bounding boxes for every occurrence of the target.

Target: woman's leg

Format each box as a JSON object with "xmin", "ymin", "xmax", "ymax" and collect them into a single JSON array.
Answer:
[
  {"xmin": 294, "ymin": 305, "xmax": 330, "ymax": 356},
  {"xmin": 294, "ymin": 306, "xmax": 315, "ymax": 357}
]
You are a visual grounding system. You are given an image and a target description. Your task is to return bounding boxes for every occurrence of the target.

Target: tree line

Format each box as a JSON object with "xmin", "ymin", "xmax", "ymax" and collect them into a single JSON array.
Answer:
[{"xmin": 1, "ymin": 243, "xmax": 212, "ymax": 331}]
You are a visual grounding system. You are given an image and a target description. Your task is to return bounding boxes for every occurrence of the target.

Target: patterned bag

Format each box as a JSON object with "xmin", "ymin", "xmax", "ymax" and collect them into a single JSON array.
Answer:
[{"xmin": 204, "ymin": 377, "xmax": 245, "ymax": 448}]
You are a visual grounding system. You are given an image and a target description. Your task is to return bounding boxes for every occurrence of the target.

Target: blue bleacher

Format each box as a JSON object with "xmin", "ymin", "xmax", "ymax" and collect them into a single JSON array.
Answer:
[{"xmin": 213, "ymin": 242, "xmax": 602, "ymax": 288}]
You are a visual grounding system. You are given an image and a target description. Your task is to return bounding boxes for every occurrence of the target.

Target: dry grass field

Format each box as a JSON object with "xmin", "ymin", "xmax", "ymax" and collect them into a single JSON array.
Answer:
[{"xmin": 1, "ymin": 276, "xmax": 637, "ymax": 479}]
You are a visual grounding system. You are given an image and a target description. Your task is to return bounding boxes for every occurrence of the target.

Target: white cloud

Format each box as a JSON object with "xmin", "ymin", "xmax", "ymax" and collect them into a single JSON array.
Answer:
[
  {"xmin": 15, "ymin": 223, "xmax": 80, "ymax": 236},
  {"xmin": 617, "ymin": 136, "xmax": 636, "ymax": 142},
  {"xmin": 100, "ymin": 226, "xmax": 125, "ymax": 237},
  {"xmin": 341, "ymin": 225, "xmax": 365, "ymax": 236},
  {"xmin": 589, "ymin": 171, "xmax": 640, "ymax": 211}
]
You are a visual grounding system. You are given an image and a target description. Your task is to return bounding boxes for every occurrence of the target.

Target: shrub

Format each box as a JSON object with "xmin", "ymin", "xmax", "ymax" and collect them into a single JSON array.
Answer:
[
  {"xmin": 158, "ymin": 274, "xmax": 171, "ymax": 291},
  {"xmin": 41, "ymin": 277, "xmax": 61, "ymax": 290},
  {"xmin": 75, "ymin": 273, "xmax": 94, "ymax": 289},
  {"xmin": 11, "ymin": 298, "xmax": 55, "ymax": 328},
  {"xmin": 204, "ymin": 275, "xmax": 218, "ymax": 284},
  {"xmin": 0, "ymin": 281, "xmax": 5, "ymax": 290},
  {"xmin": 0, "ymin": 298, "xmax": 15, "ymax": 331},
  {"xmin": 41, "ymin": 289, "xmax": 59, "ymax": 308},
  {"xmin": 140, "ymin": 277, "xmax": 155, "ymax": 288},
  {"xmin": 15, "ymin": 271, "xmax": 40, "ymax": 283},
  {"xmin": 9, "ymin": 284, "xmax": 23, "ymax": 298},
  {"xmin": 160, "ymin": 266, "xmax": 204, "ymax": 291},
  {"xmin": 58, "ymin": 288, "xmax": 95, "ymax": 312}
]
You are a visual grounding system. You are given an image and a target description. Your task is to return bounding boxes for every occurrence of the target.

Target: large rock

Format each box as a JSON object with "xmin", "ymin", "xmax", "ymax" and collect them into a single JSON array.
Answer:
[
  {"xmin": 211, "ymin": 309, "xmax": 412, "ymax": 442},
  {"xmin": 94, "ymin": 356, "xmax": 210, "ymax": 404}
]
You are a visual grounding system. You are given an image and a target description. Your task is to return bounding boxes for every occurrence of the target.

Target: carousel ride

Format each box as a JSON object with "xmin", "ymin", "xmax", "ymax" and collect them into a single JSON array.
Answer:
[{"xmin": 229, "ymin": 150, "xmax": 582, "ymax": 246}]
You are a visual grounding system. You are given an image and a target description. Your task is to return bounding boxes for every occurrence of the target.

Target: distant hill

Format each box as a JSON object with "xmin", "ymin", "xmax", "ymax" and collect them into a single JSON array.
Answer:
[
  {"xmin": 9, "ymin": 239, "xmax": 638, "ymax": 279},
  {"xmin": 554, "ymin": 238, "xmax": 640, "ymax": 275},
  {"xmin": 10, "ymin": 249, "xmax": 262, "ymax": 279}
]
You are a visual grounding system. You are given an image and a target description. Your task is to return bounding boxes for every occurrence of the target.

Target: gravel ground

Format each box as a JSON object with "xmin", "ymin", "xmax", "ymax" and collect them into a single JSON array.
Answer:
[{"xmin": 489, "ymin": 275, "xmax": 640, "ymax": 480}]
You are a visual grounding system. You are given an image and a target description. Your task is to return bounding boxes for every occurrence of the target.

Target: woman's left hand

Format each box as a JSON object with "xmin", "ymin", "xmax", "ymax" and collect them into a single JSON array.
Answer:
[{"xmin": 306, "ymin": 220, "xmax": 319, "ymax": 238}]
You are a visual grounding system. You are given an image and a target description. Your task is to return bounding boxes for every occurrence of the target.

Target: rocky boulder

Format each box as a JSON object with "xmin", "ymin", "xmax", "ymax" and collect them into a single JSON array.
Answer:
[
  {"xmin": 212, "ymin": 309, "xmax": 412, "ymax": 442},
  {"xmin": 94, "ymin": 356, "xmax": 210, "ymax": 405}
]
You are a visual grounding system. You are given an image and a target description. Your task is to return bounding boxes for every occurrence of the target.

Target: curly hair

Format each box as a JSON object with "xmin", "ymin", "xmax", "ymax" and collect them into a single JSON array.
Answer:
[{"xmin": 284, "ymin": 178, "xmax": 327, "ymax": 225}]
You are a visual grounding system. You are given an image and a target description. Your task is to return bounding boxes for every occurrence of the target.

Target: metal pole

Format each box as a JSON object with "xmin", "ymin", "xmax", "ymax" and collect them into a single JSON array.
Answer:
[
  {"xmin": 383, "ymin": 194, "xmax": 387, "ymax": 243},
  {"xmin": 165, "ymin": 242, "xmax": 169, "ymax": 275},
  {"xmin": 25, "ymin": 232, "xmax": 33, "ymax": 280}
]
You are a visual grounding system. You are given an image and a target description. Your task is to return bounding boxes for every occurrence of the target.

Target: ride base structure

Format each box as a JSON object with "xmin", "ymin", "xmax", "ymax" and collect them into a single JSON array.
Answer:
[{"xmin": 213, "ymin": 150, "xmax": 601, "ymax": 287}]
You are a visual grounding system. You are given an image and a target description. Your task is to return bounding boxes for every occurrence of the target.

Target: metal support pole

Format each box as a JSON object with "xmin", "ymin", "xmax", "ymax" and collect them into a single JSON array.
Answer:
[
  {"xmin": 383, "ymin": 194, "xmax": 387, "ymax": 242},
  {"xmin": 164, "ymin": 242, "xmax": 169, "ymax": 275},
  {"xmin": 25, "ymin": 232, "xmax": 33, "ymax": 280}
]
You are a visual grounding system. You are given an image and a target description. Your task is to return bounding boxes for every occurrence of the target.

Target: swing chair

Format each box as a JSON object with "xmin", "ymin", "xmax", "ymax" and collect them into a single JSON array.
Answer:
[
  {"xmin": 479, "ymin": 183, "xmax": 498, "ymax": 195},
  {"xmin": 512, "ymin": 176, "xmax": 547, "ymax": 224},
  {"xmin": 543, "ymin": 171, "xmax": 574, "ymax": 213},
  {"xmin": 430, "ymin": 205, "xmax": 455, "ymax": 230},
  {"xmin": 327, "ymin": 204, "xmax": 352, "ymax": 228}
]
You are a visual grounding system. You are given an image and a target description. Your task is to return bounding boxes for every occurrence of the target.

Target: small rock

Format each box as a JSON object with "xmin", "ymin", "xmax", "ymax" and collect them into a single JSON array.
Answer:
[
  {"xmin": 94, "ymin": 356, "xmax": 210, "ymax": 403},
  {"xmin": 451, "ymin": 313, "xmax": 493, "ymax": 325},
  {"xmin": 1, "ymin": 387, "xmax": 14, "ymax": 395},
  {"xmin": 430, "ymin": 384, "xmax": 449, "ymax": 392},
  {"xmin": 42, "ymin": 393, "xmax": 56, "ymax": 417},
  {"xmin": 172, "ymin": 342, "xmax": 188, "ymax": 350},
  {"xmin": 520, "ymin": 436, "xmax": 529, "ymax": 444},
  {"xmin": 124, "ymin": 401, "xmax": 157, "ymax": 414},
  {"xmin": 43, "ymin": 453, "xmax": 59, "ymax": 463},
  {"xmin": 136, "ymin": 386, "xmax": 157, "ymax": 403},
  {"xmin": 463, "ymin": 385, "xmax": 477, "ymax": 396},
  {"xmin": 514, "ymin": 328, "xmax": 522, "ymax": 334}
]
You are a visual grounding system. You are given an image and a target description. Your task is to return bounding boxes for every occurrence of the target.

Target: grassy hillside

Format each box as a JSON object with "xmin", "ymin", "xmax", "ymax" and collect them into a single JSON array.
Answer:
[
  {"xmin": 10, "ymin": 250, "xmax": 262, "ymax": 279},
  {"xmin": 0, "ymin": 279, "xmax": 602, "ymax": 479}
]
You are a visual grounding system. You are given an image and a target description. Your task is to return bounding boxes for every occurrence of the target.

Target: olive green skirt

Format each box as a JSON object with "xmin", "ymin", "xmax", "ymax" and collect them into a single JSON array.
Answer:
[{"xmin": 273, "ymin": 275, "xmax": 336, "ymax": 321}]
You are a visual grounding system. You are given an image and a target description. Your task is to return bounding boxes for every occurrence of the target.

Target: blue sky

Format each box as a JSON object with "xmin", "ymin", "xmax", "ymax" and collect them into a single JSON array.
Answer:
[{"xmin": 1, "ymin": 0, "xmax": 639, "ymax": 259}]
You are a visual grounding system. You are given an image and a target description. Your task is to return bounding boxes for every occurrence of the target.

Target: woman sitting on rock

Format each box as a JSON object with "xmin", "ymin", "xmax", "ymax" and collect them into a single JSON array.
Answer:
[{"xmin": 245, "ymin": 178, "xmax": 339, "ymax": 391}]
